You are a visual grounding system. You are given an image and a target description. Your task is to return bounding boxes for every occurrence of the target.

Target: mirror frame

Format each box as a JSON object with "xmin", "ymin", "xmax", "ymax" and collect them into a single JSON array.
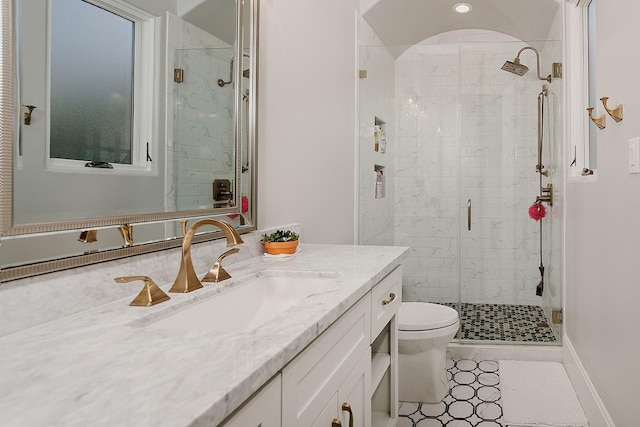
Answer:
[{"xmin": 0, "ymin": 0, "xmax": 259, "ymax": 282}]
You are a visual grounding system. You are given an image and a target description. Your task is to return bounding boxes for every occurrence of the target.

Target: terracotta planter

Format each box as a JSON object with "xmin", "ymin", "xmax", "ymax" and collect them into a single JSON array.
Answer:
[{"xmin": 263, "ymin": 240, "xmax": 299, "ymax": 255}]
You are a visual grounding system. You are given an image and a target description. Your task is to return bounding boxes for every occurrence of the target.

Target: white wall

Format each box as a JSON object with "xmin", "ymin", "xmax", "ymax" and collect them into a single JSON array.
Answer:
[
  {"xmin": 565, "ymin": 0, "xmax": 640, "ymax": 425},
  {"xmin": 257, "ymin": 0, "xmax": 359, "ymax": 244}
]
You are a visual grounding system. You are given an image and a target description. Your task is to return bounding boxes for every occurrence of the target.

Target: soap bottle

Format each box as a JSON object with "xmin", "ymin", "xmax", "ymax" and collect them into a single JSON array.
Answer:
[
  {"xmin": 374, "ymin": 125, "xmax": 382, "ymax": 152},
  {"xmin": 375, "ymin": 170, "xmax": 384, "ymax": 198}
]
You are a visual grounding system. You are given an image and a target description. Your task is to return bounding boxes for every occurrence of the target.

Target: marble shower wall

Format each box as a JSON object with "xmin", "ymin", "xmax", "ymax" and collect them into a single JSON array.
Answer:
[{"xmin": 395, "ymin": 30, "xmax": 558, "ymax": 306}]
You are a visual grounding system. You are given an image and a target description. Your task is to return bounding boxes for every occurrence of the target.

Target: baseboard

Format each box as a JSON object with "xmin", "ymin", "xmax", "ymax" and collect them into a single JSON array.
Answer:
[
  {"xmin": 563, "ymin": 336, "xmax": 616, "ymax": 427},
  {"xmin": 447, "ymin": 342, "xmax": 562, "ymax": 362}
]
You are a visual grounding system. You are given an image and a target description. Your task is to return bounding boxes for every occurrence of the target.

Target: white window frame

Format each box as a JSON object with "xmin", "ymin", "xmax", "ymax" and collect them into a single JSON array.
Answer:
[
  {"xmin": 45, "ymin": 0, "xmax": 155, "ymax": 175},
  {"xmin": 565, "ymin": 0, "xmax": 597, "ymax": 180}
]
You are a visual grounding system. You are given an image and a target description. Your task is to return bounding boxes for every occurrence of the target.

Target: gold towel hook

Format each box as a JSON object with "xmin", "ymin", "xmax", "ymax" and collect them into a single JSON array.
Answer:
[
  {"xmin": 587, "ymin": 107, "xmax": 606, "ymax": 130},
  {"xmin": 600, "ymin": 97, "xmax": 623, "ymax": 122}
]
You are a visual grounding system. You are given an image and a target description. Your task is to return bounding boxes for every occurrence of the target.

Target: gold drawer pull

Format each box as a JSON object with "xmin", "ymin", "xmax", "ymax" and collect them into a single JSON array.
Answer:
[
  {"xmin": 341, "ymin": 402, "xmax": 354, "ymax": 427},
  {"xmin": 382, "ymin": 292, "xmax": 396, "ymax": 306},
  {"xmin": 332, "ymin": 419, "xmax": 342, "ymax": 427}
]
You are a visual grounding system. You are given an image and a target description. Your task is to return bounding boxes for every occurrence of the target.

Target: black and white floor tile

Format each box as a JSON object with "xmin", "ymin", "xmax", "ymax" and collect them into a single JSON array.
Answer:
[
  {"xmin": 399, "ymin": 359, "xmax": 503, "ymax": 427},
  {"xmin": 441, "ymin": 303, "xmax": 557, "ymax": 343}
]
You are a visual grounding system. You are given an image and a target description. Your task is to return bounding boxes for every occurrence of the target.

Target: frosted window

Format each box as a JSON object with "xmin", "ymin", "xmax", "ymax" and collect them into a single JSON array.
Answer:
[{"xmin": 50, "ymin": 0, "xmax": 134, "ymax": 164}]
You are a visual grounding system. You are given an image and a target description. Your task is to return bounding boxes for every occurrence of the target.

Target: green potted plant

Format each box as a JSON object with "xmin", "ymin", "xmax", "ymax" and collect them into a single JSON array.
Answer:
[{"xmin": 262, "ymin": 229, "xmax": 300, "ymax": 255}]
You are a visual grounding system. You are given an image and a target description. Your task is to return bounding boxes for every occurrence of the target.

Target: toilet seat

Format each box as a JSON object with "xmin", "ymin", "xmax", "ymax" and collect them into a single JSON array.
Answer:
[{"xmin": 399, "ymin": 302, "xmax": 459, "ymax": 331}]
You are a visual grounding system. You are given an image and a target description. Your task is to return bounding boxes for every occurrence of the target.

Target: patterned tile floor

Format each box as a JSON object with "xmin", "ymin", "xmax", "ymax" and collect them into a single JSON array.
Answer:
[
  {"xmin": 441, "ymin": 303, "xmax": 557, "ymax": 343},
  {"xmin": 399, "ymin": 359, "xmax": 504, "ymax": 427}
]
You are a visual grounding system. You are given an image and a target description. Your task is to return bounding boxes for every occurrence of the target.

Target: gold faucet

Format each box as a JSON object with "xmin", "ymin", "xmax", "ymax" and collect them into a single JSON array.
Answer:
[{"xmin": 169, "ymin": 219, "xmax": 244, "ymax": 293}]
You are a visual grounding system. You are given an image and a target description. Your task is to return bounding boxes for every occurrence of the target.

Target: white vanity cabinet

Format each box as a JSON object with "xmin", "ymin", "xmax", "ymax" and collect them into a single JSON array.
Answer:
[
  {"xmin": 220, "ymin": 374, "xmax": 282, "ymax": 427},
  {"xmin": 307, "ymin": 348, "xmax": 371, "ymax": 427},
  {"xmin": 282, "ymin": 294, "xmax": 371, "ymax": 426},
  {"xmin": 282, "ymin": 266, "xmax": 402, "ymax": 427}
]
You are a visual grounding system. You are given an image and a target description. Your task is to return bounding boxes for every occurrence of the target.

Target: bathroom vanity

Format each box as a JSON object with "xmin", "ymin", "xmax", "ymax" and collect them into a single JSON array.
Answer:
[
  {"xmin": 0, "ymin": 243, "xmax": 407, "ymax": 427},
  {"xmin": 221, "ymin": 265, "xmax": 401, "ymax": 427}
]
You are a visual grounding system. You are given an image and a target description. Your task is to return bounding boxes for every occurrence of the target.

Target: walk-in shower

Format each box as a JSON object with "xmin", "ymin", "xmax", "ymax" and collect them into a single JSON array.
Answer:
[{"xmin": 358, "ymin": 27, "xmax": 563, "ymax": 345}]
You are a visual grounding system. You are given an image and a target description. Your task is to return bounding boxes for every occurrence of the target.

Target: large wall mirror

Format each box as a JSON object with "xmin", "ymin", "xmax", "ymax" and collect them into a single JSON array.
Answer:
[{"xmin": 0, "ymin": 0, "xmax": 258, "ymax": 282}]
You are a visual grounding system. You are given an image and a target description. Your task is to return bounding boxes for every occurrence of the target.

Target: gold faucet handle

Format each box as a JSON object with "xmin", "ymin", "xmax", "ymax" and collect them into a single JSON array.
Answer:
[
  {"xmin": 114, "ymin": 275, "xmax": 171, "ymax": 307},
  {"xmin": 202, "ymin": 247, "xmax": 239, "ymax": 283}
]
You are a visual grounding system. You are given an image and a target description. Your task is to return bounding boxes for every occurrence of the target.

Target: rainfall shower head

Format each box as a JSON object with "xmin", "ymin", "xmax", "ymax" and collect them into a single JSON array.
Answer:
[
  {"xmin": 501, "ymin": 57, "xmax": 529, "ymax": 76},
  {"xmin": 501, "ymin": 46, "xmax": 552, "ymax": 83}
]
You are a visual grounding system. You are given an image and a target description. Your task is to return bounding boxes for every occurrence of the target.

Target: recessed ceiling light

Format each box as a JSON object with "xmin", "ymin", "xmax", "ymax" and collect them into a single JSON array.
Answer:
[{"xmin": 453, "ymin": 3, "xmax": 472, "ymax": 13}]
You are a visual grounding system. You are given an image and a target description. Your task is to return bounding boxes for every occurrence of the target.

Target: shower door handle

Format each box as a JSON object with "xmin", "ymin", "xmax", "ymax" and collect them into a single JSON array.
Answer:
[{"xmin": 467, "ymin": 199, "xmax": 471, "ymax": 231}]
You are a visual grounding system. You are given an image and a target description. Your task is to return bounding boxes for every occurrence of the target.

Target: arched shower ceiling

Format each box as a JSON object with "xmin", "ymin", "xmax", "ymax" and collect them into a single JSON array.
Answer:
[{"xmin": 361, "ymin": 0, "xmax": 561, "ymax": 56}]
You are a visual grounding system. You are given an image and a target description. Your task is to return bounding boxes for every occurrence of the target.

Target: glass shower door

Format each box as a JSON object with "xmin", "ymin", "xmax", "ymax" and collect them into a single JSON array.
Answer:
[{"xmin": 173, "ymin": 48, "xmax": 236, "ymax": 212}]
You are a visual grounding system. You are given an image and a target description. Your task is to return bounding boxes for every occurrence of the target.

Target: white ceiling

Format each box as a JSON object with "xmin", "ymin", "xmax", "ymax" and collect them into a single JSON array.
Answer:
[{"xmin": 362, "ymin": 0, "xmax": 561, "ymax": 57}]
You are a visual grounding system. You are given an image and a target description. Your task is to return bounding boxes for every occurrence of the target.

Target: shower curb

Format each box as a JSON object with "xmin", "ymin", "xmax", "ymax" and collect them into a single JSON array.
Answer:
[{"xmin": 446, "ymin": 342, "xmax": 562, "ymax": 362}]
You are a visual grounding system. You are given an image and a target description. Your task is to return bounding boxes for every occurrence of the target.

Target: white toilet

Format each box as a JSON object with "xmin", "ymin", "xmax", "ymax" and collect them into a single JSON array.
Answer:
[{"xmin": 398, "ymin": 302, "xmax": 460, "ymax": 403}]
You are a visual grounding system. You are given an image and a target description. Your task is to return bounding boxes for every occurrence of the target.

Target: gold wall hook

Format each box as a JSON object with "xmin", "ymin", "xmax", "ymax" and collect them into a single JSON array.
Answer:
[
  {"xmin": 587, "ymin": 107, "xmax": 606, "ymax": 130},
  {"xmin": 114, "ymin": 275, "xmax": 170, "ymax": 307},
  {"xmin": 23, "ymin": 105, "xmax": 36, "ymax": 125},
  {"xmin": 600, "ymin": 97, "xmax": 623, "ymax": 122}
]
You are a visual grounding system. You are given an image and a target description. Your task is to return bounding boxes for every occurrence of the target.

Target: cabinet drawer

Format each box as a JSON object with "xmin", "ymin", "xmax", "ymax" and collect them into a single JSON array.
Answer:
[
  {"xmin": 282, "ymin": 294, "xmax": 371, "ymax": 427},
  {"xmin": 370, "ymin": 266, "xmax": 402, "ymax": 340}
]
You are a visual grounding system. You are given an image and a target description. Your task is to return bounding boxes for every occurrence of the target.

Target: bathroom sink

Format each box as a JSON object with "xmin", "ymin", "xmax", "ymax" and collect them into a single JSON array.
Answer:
[{"xmin": 145, "ymin": 272, "xmax": 338, "ymax": 334}]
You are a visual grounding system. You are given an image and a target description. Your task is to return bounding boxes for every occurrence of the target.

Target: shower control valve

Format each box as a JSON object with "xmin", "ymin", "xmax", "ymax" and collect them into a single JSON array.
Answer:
[{"xmin": 536, "ymin": 183, "xmax": 553, "ymax": 207}]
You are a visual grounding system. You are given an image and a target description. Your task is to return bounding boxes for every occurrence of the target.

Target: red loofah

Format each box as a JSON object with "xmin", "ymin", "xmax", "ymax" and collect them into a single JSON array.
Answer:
[
  {"xmin": 529, "ymin": 202, "xmax": 546, "ymax": 221},
  {"xmin": 227, "ymin": 196, "xmax": 249, "ymax": 220}
]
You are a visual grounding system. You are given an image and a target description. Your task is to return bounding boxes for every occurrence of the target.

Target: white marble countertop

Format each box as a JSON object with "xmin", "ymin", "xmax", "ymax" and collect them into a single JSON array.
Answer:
[{"xmin": 0, "ymin": 244, "xmax": 407, "ymax": 427}]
